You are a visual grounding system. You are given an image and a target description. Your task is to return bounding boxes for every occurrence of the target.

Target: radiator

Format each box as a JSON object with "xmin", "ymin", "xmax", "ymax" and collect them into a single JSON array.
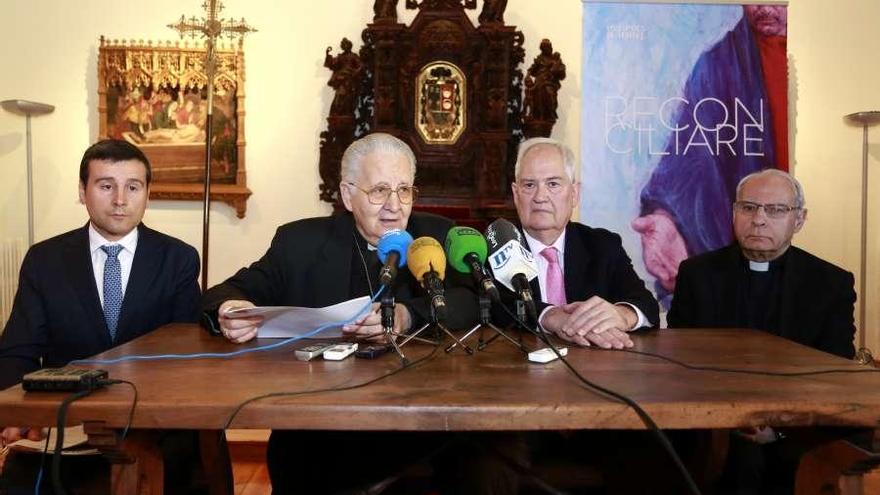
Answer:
[{"xmin": 1, "ymin": 239, "xmax": 25, "ymax": 329}]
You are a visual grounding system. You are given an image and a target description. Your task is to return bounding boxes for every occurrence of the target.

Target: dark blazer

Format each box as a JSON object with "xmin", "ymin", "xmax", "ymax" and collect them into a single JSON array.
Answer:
[
  {"xmin": 497, "ymin": 222, "xmax": 660, "ymax": 327},
  {"xmin": 0, "ymin": 224, "xmax": 201, "ymax": 389},
  {"xmin": 668, "ymin": 244, "xmax": 856, "ymax": 359},
  {"xmin": 201, "ymin": 212, "xmax": 478, "ymax": 331}
]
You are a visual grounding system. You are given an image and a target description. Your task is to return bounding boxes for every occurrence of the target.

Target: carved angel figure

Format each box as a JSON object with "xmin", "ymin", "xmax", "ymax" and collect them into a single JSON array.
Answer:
[
  {"xmin": 524, "ymin": 39, "xmax": 566, "ymax": 120},
  {"xmin": 324, "ymin": 38, "xmax": 364, "ymax": 116}
]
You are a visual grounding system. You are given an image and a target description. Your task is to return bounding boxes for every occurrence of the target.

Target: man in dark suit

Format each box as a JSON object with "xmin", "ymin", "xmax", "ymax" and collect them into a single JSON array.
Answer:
[
  {"xmin": 509, "ymin": 137, "xmax": 659, "ymax": 346},
  {"xmin": 480, "ymin": 138, "xmax": 661, "ymax": 495},
  {"xmin": 669, "ymin": 168, "xmax": 856, "ymax": 495},
  {"xmin": 0, "ymin": 139, "xmax": 201, "ymax": 492},
  {"xmin": 202, "ymin": 132, "xmax": 479, "ymax": 494},
  {"xmin": 668, "ymin": 169, "xmax": 855, "ymax": 359}
]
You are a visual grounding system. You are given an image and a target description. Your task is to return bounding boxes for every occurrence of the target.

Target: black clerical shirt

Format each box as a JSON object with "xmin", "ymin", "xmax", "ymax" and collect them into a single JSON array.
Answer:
[{"xmin": 736, "ymin": 251, "xmax": 788, "ymax": 335}]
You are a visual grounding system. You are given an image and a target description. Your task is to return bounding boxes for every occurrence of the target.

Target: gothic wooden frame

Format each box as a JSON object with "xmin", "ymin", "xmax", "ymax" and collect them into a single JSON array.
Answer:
[{"xmin": 97, "ymin": 37, "xmax": 251, "ymax": 218}]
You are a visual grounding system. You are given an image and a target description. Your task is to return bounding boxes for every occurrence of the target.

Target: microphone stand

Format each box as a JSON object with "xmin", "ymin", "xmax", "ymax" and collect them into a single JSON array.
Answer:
[
  {"xmin": 400, "ymin": 305, "xmax": 473, "ymax": 354},
  {"xmin": 478, "ymin": 293, "xmax": 534, "ymax": 351},
  {"xmin": 381, "ymin": 292, "xmax": 409, "ymax": 366},
  {"xmin": 453, "ymin": 292, "xmax": 527, "ymax": 354}
]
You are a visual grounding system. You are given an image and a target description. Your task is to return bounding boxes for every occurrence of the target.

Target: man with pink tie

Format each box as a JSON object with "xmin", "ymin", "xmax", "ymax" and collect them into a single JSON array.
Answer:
[{"xmin": 510, "ymin": 137, "xmax": 659, "ymax": 346}]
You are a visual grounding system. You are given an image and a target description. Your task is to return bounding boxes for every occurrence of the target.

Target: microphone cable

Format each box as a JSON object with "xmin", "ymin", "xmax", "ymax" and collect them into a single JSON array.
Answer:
[
  {"xmin": 71, "ymin": 289, "xmax": 385, "ymax": 366},
  {"xmin": 223, "ymin": 284, "xmax": 454, "ymax": 430},
  {"xmin": 33, "ymin": 378, "xmax": 138, "ymax": 495},
  {"xmin": 222, "ymin": 342, "xmax": 440, "ymax": 430},
  {"xmin": 617, "ymin": 347, "xmax": 880, "ymax": 377},
  {"xmin": 33, "ymin": 427, "xmax": 51, "ymax": 495},
  {"xmin": 50, "ymin": 389, "xmax": 94, "ymax": 495},
  {"xmin": 499, "ymin": 306, "xmax": 880, "ymax": 494},
  {"xmin": 499, "ymin": 304, "xmax": 703, "ymax": 495}
]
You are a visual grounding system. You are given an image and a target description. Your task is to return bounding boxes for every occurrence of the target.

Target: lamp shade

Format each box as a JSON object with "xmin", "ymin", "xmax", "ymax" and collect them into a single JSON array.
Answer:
[{"xmin": 1, "ymin": 100, "xmax": 55, "ymax": 116}]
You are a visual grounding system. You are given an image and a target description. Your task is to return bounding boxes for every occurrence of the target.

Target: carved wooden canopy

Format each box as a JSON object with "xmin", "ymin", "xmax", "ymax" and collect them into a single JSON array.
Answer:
[{"xmin": 318, "ymin": 0, "xmax": 565, "ymax": 226}]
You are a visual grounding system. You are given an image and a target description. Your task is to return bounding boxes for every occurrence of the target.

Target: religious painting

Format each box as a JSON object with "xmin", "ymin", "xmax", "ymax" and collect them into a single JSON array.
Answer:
[
  {"xmin": 415, "ymin": 61, "xmax": 467, "ymax": 145},
  {"xmin": 97, "ymin": 37, "xmax": 251, "ymax": 217},
  {"xmin": 580, "ymin": 3, "xmax": 788, "ymax": 311}
]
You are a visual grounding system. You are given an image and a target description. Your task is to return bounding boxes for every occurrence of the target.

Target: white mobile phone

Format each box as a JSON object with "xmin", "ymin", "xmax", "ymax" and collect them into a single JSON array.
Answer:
[
  {"xmin": 527, "ymin": 347, "xmax": 568, "ymax": 364},
  {"xmin": 323, "ymin": 343, "xmax": 359, "ymax": 361}
]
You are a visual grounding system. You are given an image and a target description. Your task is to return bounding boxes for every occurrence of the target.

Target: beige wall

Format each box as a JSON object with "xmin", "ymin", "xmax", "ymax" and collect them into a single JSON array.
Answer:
[{"xmin": 1, "ymin": 0, "xmax": 878, "ymax": 350}]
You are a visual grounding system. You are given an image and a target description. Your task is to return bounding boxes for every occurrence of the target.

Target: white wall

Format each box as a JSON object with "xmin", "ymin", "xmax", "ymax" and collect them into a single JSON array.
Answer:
[
  {"xmin": 786, "ymin": 0, "xmax": 880, "ymax": 352},
  {"xmin": 1, "ymin": 0, "xmax": 878, "ymax": 350}
]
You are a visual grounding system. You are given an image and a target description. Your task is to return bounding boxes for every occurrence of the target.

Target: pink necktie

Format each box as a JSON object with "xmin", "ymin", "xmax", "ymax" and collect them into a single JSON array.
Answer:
[{"xmin": 540, "ymin": 247, "xmax": 567, "ymax": 306}]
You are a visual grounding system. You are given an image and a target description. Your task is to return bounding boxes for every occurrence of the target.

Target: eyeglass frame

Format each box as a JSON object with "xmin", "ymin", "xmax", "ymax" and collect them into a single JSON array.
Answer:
[
  {"xmin": 733, "ymin": 200, "xmax": 802, "ymax": 219},
  {"xmin": 344, "ymin": 182, "xmax": 419, "ymax": 205}
]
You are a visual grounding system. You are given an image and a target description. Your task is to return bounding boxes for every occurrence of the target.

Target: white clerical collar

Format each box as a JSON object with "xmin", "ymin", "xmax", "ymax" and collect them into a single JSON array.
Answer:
[
  {"xmin": 749, "ymin": 260, "xmax": 770, "ymax": 272},
  {"xmin": 522, "ymin": 228, "xmax": 566, "ymax": 256},
  {"xmin": 88, "ymin": 223, "xmax": 139, "ymax": 255}
]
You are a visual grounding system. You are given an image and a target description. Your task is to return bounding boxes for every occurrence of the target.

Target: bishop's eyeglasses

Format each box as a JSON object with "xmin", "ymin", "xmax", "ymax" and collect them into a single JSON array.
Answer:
[
  {"xmin": 346, "ymin": 182, "xmax": 419, "ymax": 205},
  {"xmin": 733, "ymin": 201, "xmax": 801, "ymax": 219}
]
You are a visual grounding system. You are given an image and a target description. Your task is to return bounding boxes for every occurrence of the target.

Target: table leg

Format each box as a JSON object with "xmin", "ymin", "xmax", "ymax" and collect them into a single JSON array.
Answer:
[
  {"xmin": 84, "ymin": 422, "xmax": 163, "ymax": 495},
  {"xmin": 199, "ymin": 430, "xmax": 234, "ymax": 495}
]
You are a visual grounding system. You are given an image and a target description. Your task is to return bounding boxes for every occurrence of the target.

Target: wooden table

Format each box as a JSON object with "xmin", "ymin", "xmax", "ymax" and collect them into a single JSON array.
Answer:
[{"xmin": 2, "ymin": 325, "xmax": 879, "ymax": 494}]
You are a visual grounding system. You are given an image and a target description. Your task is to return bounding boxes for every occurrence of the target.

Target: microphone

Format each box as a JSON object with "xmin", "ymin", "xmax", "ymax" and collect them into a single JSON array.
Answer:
[
  {"xmin": 444, "ymin": 226, "xmax": 500, "ymax": 302},
  {"xmin": 484, "ymin": 218, "xmax": 539, "ymax": 324},
  {"xmin": 406, "ymin": 237, "xmax": 448, "ymax": 322},
  {"xmin": 377, "ymin": 229, "xmax": 414, "ymax": 287}
]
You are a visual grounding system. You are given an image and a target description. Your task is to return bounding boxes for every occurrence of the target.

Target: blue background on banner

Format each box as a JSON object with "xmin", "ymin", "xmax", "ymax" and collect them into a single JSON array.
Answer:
[{"xmin": 580, "ymin": 3, "xmax": 744, "ymax": 306}]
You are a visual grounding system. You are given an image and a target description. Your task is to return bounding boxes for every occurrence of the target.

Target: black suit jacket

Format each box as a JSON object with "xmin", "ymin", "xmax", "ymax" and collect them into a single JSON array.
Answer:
[
  {"xmin": 0, "ymin": 224, "xmax": 201, "ymax": 389},
  {"xmin": 201, "ymin": 212, "xmax": 478, "ymax": 331},
  {"xmin": 668, "ymin": 244, "xmax": 856, "ymax": 359},
  {"xmin": 497, "ymin": 222, "xmax": 660, "ymax": 328}
]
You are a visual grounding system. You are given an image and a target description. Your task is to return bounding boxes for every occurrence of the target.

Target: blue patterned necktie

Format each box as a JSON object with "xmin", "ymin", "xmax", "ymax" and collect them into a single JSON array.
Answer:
[{"xmin": 101, "ymin": 245, "xmax": 124, "ymax": 341}]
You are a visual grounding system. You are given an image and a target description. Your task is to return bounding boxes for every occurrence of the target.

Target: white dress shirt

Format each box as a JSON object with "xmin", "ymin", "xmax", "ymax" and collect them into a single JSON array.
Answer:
[
  {"xmin": 522, "ymin": 229, "xmax": 648, "ymax": 331},
  {"xmin": 89, "ymin": 224, "xmax": 139, "ymax": 308}
]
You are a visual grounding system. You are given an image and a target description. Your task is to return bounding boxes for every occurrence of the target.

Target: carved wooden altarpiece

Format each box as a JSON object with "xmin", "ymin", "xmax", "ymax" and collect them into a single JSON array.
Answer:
[
  {"xmin": 318, "ymin": 0, "xmax": 565, "ymax": 226},
  {"xmin": 98, "ymin": 37, "xmax": 251, "ymax": 218}
]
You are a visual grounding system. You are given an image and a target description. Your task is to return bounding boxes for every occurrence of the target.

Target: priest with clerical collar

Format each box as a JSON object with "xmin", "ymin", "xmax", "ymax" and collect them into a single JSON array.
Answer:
[
  {"xmin": 669, "ymin": 168, "xmax": 855, "ymax": 358},
  {"xmin": 668, "ymin": 168, "xmax": 857, "ymax": 495}
]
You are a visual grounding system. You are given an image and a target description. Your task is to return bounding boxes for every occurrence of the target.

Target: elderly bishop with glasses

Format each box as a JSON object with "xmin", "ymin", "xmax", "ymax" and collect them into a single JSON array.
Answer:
[
  {"xmin": 668, "ymin": 169, "xmax": 857, "ymax": 495},
  {"xmin": 202, "ymin": 132, "xmax": 477, "ymax": 342},
  {"xmin": 200, "ymin": 132, "xmax": 480, "ymax": 494}
]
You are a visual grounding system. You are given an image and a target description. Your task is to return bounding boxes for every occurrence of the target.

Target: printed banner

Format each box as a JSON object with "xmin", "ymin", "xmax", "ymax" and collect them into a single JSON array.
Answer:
[{"xmin": 580, "ymin": 3, "xmax": 788, "ymax": 309}]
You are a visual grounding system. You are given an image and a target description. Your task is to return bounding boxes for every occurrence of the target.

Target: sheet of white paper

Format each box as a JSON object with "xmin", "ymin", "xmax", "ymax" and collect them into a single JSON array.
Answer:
[
  {"xmin": 9, "ymin": 425, "xmax": 99, "ymax": 455},
  {"xmin": 226, "ymin": 296, "xmax": 373, "ymax": 338}
]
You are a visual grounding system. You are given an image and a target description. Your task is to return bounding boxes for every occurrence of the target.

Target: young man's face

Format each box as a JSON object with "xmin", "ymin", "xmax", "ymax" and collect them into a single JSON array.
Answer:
[{"xmin": 79, "ymin": 159, "xmax": 149, "ymax": 241}]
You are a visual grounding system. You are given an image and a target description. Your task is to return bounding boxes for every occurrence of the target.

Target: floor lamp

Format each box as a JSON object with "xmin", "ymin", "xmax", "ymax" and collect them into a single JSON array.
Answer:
[
  {"xmin": 845, "ymin": 110, "xmax": 880, "ymax": 364},
  {"xmin": 1, "ymin": 99, "xmax": 56, "ymax": 247}
]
